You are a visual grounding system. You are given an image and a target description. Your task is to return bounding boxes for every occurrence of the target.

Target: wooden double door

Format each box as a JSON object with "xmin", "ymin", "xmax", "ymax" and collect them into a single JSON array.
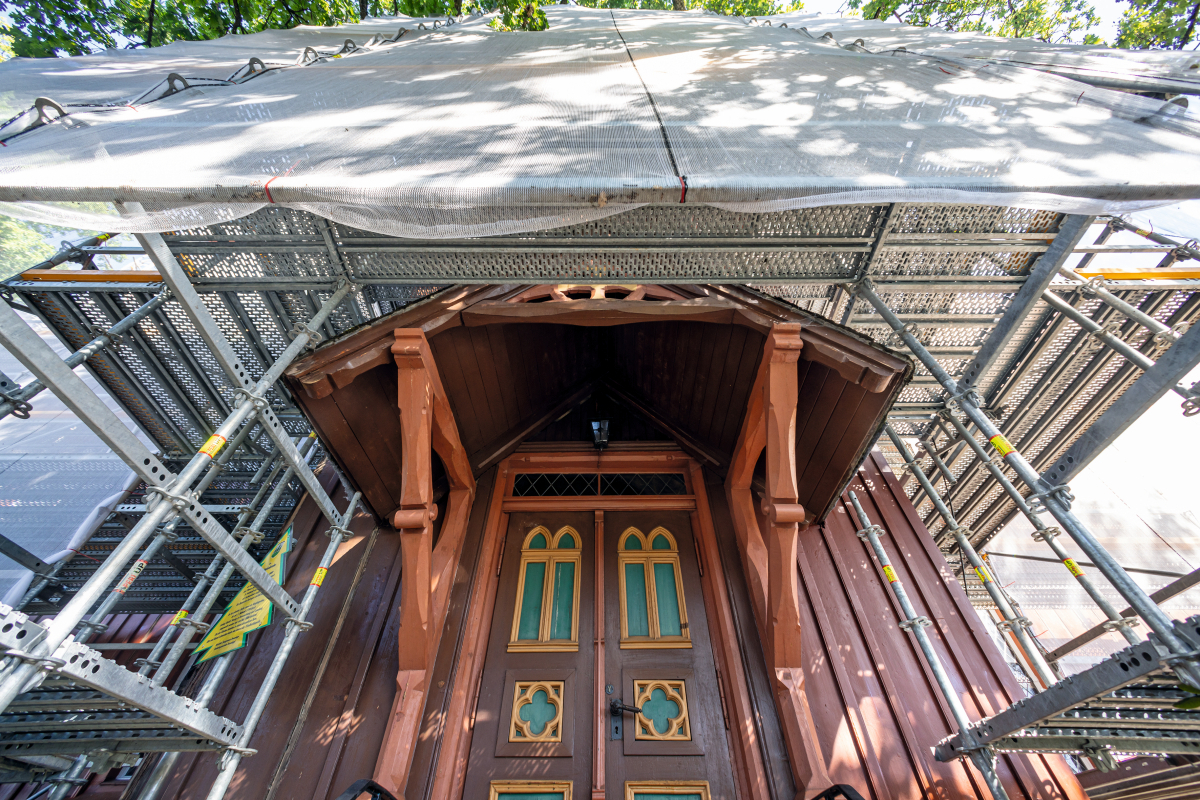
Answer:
[{"xmin": 464, "ymin": 509, "xmax": 736, "ymax": 800}]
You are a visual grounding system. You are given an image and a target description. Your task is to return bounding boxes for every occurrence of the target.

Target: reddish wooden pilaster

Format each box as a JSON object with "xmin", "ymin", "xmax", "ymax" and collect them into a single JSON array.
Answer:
[
  {"xmin": 727, "ymin": 324, "xmax": 831, "ymax": 799},
  {"xmin": 375, "ymin": 329, "xmax": 475, "ymax": 796}
]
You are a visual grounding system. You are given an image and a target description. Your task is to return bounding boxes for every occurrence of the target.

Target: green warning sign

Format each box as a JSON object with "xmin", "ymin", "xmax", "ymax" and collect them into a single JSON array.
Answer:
[{"xmin": 194, "ymin": 526, "xmax": 292, "ymax": 664}]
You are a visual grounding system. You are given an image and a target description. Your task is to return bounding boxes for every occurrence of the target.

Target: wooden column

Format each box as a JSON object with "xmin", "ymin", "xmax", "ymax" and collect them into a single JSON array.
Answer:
[
  {"xmin": 592, "ymin": 510, "xmax": 605, "ymax": 800},
  {"xmin": 375, "ymin": 329, "xmax": 475, "ymax": 795},
  {"xmin": 727, "ymin": 324, "xmax": 831, "ymax": 799}
]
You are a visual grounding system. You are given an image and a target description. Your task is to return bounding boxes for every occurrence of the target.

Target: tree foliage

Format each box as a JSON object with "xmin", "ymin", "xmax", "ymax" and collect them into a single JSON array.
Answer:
[
  {"xmin": 1115, "ymin": 0, "xmax": 1200, "ymax": 49},
  {"xmin": 848, "ymin": 0, "xmax": 1102, "ymax": 43}
]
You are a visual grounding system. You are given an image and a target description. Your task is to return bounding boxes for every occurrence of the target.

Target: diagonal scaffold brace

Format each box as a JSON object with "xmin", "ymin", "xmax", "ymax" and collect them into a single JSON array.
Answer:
[
  {"xmin": 856, "ymin": 278, "xmax": 1200, "ymax": 689},
  {"xmin": 0, "ymin": 277, "xmax": 354, "ymax": 715},
  {"xmin": 846, "ymin": 491, "xmax": 1011, "ymax": 800}
]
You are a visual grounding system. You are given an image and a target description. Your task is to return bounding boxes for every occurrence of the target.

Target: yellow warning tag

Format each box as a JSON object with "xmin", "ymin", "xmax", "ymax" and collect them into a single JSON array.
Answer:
[
  {"xmin": 989, "ymin": 434, "xmax": 1014, "ymax": 457},
  {"xmin": 883, "ymin": 565, "xmax": 898, "ymax": 583},
  {"xmin": 171, "ymin": 609, "xmax": 188, "ymax": 626},
  {"xmin": 1064, "ymin": 558, "xmax": 1084, "ymax": 577},
  {"xmin": 311, "ymin": 567, "xmax": 328, "ymax": 587},
  {"xmin": 1136, "ymin": 229, "xmax": 1152, "ymax": 238},
  {"xmin": 199, "ymin": 434, "xmax": 226, "ymax": 458},
  {"xmin": 974, "ymin": 566, "xmax": 993, "ymax": 584}
]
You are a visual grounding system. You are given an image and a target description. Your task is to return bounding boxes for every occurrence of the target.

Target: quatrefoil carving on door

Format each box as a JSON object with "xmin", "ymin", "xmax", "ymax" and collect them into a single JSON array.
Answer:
[
  {"xmin": 633, "ymin": 679, "xmax": 690, "ymax": 741},
  {"xmin": 509, "ymin": 680, "xmax": 565, "ymax": 742}
]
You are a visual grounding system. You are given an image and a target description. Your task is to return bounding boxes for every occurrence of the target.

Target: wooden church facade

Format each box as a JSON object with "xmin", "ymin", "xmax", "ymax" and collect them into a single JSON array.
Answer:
[{"xmin": 140, "ymin": 284, "xmax": 1086, "ymax": 800}]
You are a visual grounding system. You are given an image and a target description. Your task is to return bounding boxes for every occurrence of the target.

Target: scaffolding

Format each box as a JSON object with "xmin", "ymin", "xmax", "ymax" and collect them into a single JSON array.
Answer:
[{"xmin": 0, "ymin": 201, "xmax": 1196, "ymax": 797}]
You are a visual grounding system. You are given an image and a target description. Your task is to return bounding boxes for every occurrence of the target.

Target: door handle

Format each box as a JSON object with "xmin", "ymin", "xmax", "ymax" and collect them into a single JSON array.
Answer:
[
  {"xmin": 609, "ymin": 699, "xmax": 642, "ymax": 740},
  {"xmin": 609, "ymin": 700, "xmax": 642, "ymax": 716}
]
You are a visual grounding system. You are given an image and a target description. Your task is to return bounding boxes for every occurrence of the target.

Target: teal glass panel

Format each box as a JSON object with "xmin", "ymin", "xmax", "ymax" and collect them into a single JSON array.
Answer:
[
  {"xmin": 519, "ymin": 689, "xmax": 557, "ymax": 735},
  {"xmin": 557, "ymin": 533, "xmax": 576, "ymax": 549},
  {"xmin": 549, "ymin": 561, "xmax": 575, "ymax": 640},
  {"xmin": 651, "ymin": 534, "xmax": 671, "ymax": 550},
  {"xmin": 498, "ymin": 793, "xmax": 564, "ymax": 800},
  {"xmin": 518, "ymin": 561, "xmax": 546, "ymax": 640},
  {"xmin": 641, "ymin": 687, "xmax": 681, "ymax": 734},
  {"xmin": 625, "ymin": 563, "xmax": 650, "ymax": 636},
  {"xmin": 528, "ymin": 532, "xmax": 547, "ymax": 549},
  {"xmin": 654, "ymin": 563, "xmax": 683, "ymax": 637},
  {"xmin": 624, "ymin": 536, "xmax": 642, "ymax": 550}
]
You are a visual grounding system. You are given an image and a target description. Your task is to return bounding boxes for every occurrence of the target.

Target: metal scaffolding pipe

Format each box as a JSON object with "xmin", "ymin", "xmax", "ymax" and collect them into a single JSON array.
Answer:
[
  {"xmin": 137, "ymin": 450, "xmax": 285, "ymax": 677},
  {"xmin": 76, "ymin": 422, "xmax": 259, "ymax": 645},
  {"xmin": 204, "ymin": 493, "xmax": 360, "ymax": 800},
  {"xmin": 884, "ymin": 425, "xmax": 1057, "ymax": 688},
  {"xmin": 847, "ymin": 491, "xmax": 1010, "ymax": 800},
  {"xmin": 936, "ymin": 411, "xmax": 1141, "ymax": 649},
  {"xmin": 152, "ymin": 438, "xmax": 314, "ymax": 685},
  {"xmin": 1040, "ymin": 290, "xmax": 1195, "ymax": 400},
  {"xmin": 0, "ymin": 288, "xmax": 170, "ymax": 420},
  {"xmin": 1058, "ymin": 266, "xmax": 1175, "ymax": 338},
  {"xmin": 0, "ymin": 282, "xmax": 348, "ymax": 714},
  {"xmin": 856, "ymin": 278, "xmax": 1200, "ymax": 687}
]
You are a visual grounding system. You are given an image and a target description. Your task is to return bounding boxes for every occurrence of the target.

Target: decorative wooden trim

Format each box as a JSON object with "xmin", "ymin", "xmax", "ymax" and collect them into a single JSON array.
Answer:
[
  {"xmin": 506, "ymin": 284, "xmax": 686, "ymax": 303},
  {"xmin": 623, "ymin": 780, "xmax": 710, "ymax": 800},
  {"xmin": 435, "ymin": 463, "xmax": 510, "ymax": 800},
  {"xmin": 617, "ymin": 527, "xmax": 691, "ymax": 650},
  {"xmin": 632, "ymin": 679, "xmax": 691, "ymax": 741},
  {"xmin": 502, "ymin": 496, "xmax": 696, "ymax": 512},
  {"xmin": 491, "ymin": 780, "xmax": 573, "ymax": 800},
  {"xmin": 506, "ymin": 449, "xmax": 690, "ymax": 474},
  {"xmin": 688, "ymin": 463, "xmax": 770, "ymax": 800},
  {"xmin": 507, "ymin": 526, "xmax": 581, "ymax": 653},
  {"xmin": 592, "ymin": 510, "xmax": 605, "ymax": 800},
  {"xmin": 722, "ymin": 325, "xmax": 832, "ymax": 798},
  {"xmin": 509, "ymin": 680, "xmax": 566, "ymax": 742},
  {"xmin": 285, "ymin": 285, "xmax": 507, "ymax": 398},
  {"xmin": 462, "ymin": 297, "xmax": 740, "ymax": 327}
]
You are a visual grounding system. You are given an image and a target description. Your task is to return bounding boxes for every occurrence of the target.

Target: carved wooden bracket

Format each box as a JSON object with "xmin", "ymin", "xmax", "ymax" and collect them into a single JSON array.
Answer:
[
  {"xmin": 375, "ymin": 329, "xmax": 477, "ymax": 794},
  {"xmin": 726, "ymin": 322, "xmax": 831, "ymax": 795}
]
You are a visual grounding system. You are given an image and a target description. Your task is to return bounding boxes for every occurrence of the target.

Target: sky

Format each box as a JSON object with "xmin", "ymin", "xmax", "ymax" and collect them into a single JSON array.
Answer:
[{"xmin": 796, "ymin": 0, "xmax": 1126, "ymax": 44}]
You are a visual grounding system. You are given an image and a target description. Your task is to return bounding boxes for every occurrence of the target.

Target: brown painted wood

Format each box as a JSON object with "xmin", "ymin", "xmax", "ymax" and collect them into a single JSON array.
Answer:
[
  {"xmin": 502, "ymin": 496, "xmax": 697, "ymax": 512},
  {"xmin": 461, "ymin": 510, "xmax": 596, "ymax": 798},
  {"xmin": 688, "ymin": 465, "xmax": 770, "ymax": 800},
  {"xmin": 471, "ymin": 379, "xmax": 598, "ymax": 474},
  {"xmin": 604, "ymin": 509, "xmax": 737, "ymax": 800},
  {"xmin": 462, "ymin": 298, "xmax": 739, "ymax": 326}
]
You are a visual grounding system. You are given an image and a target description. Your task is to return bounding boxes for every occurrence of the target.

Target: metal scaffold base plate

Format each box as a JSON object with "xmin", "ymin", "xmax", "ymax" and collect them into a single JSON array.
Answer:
[{"xmin": 936, "ymin": 616, "xmax": 1200, "ymax": 761}]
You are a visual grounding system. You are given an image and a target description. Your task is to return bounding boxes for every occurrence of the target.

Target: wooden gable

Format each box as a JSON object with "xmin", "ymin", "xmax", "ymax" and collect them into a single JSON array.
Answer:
[{"xmin": 284, "ymin": 284, "xmax": 911, "ymax": 523}]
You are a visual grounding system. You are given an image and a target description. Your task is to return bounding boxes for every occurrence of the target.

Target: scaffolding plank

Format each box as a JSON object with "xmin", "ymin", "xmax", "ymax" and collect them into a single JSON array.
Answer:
[{"xmin": 41, "ymin": 641, "xmax": 242, "ymax": 747}]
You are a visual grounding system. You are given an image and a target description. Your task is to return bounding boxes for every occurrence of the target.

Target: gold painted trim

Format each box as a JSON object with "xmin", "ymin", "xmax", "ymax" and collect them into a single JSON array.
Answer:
[
  {"xmin": 632, "ymin": 679, "xmax": 690, "ymax": 741},
  {"xmin": 509, "ymin": 526, "xmax": 582, "ymax": 653},
  {"xmin": 618, "ymin": 639, "xmax": 692, "ymax": 650},
  {"xmin": 624, "ymin": 781, "xmax": 710, "ymax": 800},
  {"xmin": 617, "ymin": 526, "xmax": 691, "ymax": 648},
  {"xmin": 509, "ymin": 680, "xmax": 565, "ymax": 742},
  {"xmin": 492, "ymin": 781, "xmax": 573, "ymax": 800}
]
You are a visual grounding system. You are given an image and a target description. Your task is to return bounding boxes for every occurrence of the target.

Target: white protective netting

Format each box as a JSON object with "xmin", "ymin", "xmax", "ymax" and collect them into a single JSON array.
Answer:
[{"xmin": 0, "ymin": 7, "xmax": 1199, "ymax": 238}]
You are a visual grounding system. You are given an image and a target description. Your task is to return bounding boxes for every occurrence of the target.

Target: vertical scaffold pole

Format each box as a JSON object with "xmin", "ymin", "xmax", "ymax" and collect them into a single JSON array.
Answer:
[
  {"xmin": 847, "ymin": 491, "xmax": 1010, "ymax": 800},
  {"xmin": 856, "ymin": 279, "xmax": 1200, "ymax": 687},
  {"xmin": 0, "ymin": 282, "xmax": 352, "ymax": 713},
  {"xmin": 204, "ymin": 494, "xmax": 361, "ymax": 800},
  {"xmin": 883, "ymin": 425, "xmax": 1057, "ymax": 688},
  {"xmin": 936, "ymin": 411, "xmax": 1141, "ymax": 648}
]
